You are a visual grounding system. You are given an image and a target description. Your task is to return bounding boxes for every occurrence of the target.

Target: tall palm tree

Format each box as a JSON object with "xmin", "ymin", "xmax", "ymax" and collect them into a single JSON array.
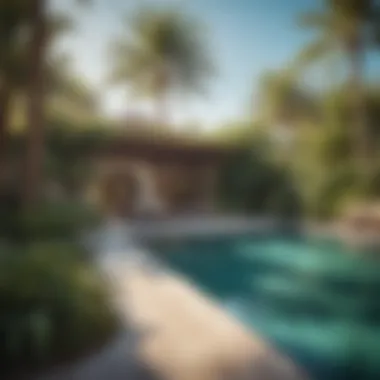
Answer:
[
  {"xmin": 109, "ymin": 6, "xmax": 214, "ymax": 127},
  {"xmin": 23, "ymin": 0, "xmax": 90, "ymax": 206},
  {"xmin": 0, "ymin": 9, "xmax": 82, "ymax": 204},
  {"xmin": 23, "ymin": 0, "xmax": 47, "ymax": 206},
  {"xmin": 258, "ymin": 70, "xmax": 316, "ymax": 127},
  {"xmin": 0, "ymin": 1, "xmax": 30, "ymax": 182},
  {"xmin": 294, "ymin": 0, "xmax": 380, "ymax": 165}
]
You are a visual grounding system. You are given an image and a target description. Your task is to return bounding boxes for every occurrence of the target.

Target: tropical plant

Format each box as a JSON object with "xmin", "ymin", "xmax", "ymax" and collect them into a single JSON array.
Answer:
[
  {"xmin": 0, "ymin": 242, "xmax": 118, "ymax": 376},
  {"xmin": 217, "ymin": 141, "xmax": 302, "ymax": 217},
  {"xmin": 294, "ymin": 0, "xmax": 380, "ymax": 165},
  {"xmin": 0, "ymin": 0, "xmax": 79, "ymax": 200},
  {"xmin": 0, "ymin": 1, "xmax": 31, "ymax": 175},
  {"xmin": 258, "ymin": 70, "xmax": 317, "ymax": 126},
  {"xmin": 109, "ymin": 6, "xmax": 214, "ymax": 126},
  {"xmin": 22, "ymin": 0, "xmax": 92, "ymax": 206},
  {"xmin": 0, "ymin": 197, "xmax": 102, "ymax": 245}
]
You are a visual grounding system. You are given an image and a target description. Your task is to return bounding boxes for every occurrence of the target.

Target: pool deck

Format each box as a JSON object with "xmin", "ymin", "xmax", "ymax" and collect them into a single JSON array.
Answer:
[
  {"xmin": 33, "ymin": 220, "xmax": 308, "ymax": 380},
  {"xmin": 120, "ymin": 264, "xmax": 307, "ymax": 380}
]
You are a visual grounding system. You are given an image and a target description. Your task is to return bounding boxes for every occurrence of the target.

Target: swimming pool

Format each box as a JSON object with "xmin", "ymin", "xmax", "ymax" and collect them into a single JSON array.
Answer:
[{"xmin": 154, "ymin": 233, "xmax": 380, "ymax": 380}]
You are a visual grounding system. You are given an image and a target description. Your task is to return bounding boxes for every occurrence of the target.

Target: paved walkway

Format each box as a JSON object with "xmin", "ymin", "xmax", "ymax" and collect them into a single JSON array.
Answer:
[{"xmin": 34, "ymin": 220, "xmax": 308, "ymax": 380}]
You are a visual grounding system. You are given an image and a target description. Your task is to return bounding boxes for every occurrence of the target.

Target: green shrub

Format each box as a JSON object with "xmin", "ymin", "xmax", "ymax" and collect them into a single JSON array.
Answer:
[
  {"xmin": 0, "ymin": 186, "xmax": 22, "ymax": 242},
  {"xmin": 217, "ymin": 145, "xmax": 302, "ymax": 217},
  {"xmin": 0, "ymin": 243, "xmax": 119, "ymax": 376},
  {"xmin": 20, "ymin": 201, "xmax": 101, "ymax": 239},
  {"xmin": 0, "ymin": 200, "xmax": 102, "ymax": 243}
]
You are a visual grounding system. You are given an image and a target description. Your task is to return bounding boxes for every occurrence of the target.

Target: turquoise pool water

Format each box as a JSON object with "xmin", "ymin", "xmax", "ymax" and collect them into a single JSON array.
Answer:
[{"xmin": 154, "ymin": 233, "xmax": 380, "ymax": 380}]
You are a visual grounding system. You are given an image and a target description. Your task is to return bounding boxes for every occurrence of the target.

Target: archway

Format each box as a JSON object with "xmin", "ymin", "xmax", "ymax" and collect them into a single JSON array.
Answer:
[
  {"xmin": 91, "ymin": 163, "xmax": 165, "ymax": 218},
  {"xmin": 100, "ymin": 169, "xmax": 138, "ymax": 217}
]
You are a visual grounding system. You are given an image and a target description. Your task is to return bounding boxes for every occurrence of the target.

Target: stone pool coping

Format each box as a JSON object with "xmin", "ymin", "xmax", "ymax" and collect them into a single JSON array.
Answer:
[
  {"xmin": 126, "ymin": 216, "xmax": 380, "ymax": 252},
  {"xmin": 128, "ymin": 216, "xmax": 289, "ymax": 240}
]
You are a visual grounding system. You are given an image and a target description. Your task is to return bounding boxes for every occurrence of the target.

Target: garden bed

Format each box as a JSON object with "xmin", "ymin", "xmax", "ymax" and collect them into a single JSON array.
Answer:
[{"xmin": 0, "ymin": 201, "xmax": 119, "ymax": 378}]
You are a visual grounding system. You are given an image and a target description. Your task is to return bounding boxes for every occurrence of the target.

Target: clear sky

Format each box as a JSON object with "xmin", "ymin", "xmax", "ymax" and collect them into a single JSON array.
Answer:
[{"xmin": 51, "ymin": 0, "xmax": 379, "ymax": 129}]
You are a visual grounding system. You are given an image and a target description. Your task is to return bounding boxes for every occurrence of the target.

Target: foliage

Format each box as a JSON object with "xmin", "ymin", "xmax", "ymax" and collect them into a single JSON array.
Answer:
[
  {"xmin": 110, "ymin": 6, "xmax": 213, "ymax": 93},
  {"xmin": 217, "ymin": 139, "xmax": 302, "ymax": 218},
  {"xmin": 19, "ymin": 201, "xmax": 101, "ymax": 240},
  {"xmin": 109, "ymin": 5, "xmax": 214, "ymax": 123},
  {"xmin": 44, "ymin": 126, "xmax": 112, "ymax": 195},
  {"xmin": 0, "ymin": 197, "xmax": 102, "ymax": 244},
  {"xmin": 0, "ymin": 242, "xmax": 119, "ymax": 376},
  {"xmin": 293, "ymin": 0, "xmax": 380, "ymax": 168},
  {"xmin": 258, "ymin": 70, "xmax": 317, "ymax": 126},
  {"xmin": 285, "ymin": 84, "xmax": 380, "ymax": 219},
  {"xmin": 4, "ymin": 124, "xmax": 113, "ymax": 199},
  {"xmin": 294, "ymin": 0, "xmax": 380, "ymax": 69},
  {"xmin": 0, "ymin": 2, "xmax": 74, "ymax": 91},
  {"xmin": 215, "ymin": 79, "xmax": 380, "ymax": 220}
]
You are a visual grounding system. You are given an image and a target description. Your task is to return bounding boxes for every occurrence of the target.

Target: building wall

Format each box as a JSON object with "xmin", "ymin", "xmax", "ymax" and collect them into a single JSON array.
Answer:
[{"xmin": 87, "ymin": 157, "xmax": 219, "ymax": 217}]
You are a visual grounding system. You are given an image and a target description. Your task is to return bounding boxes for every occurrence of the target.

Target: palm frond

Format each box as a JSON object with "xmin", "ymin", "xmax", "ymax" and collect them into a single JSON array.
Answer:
[
  {"xmin": 291, "ymin": 36, "xmax": 333, "ymax": 71},
  {"xmin": 108, "ymin": 39, "xmax": 155, "ymax": 86},
  {"xmin": 297, "ymin": 11, "xmax": 332, "ymax": 29},
  {"xmin": 109, "ymin": 6, "xmax": 214, "ymax": 98},
  {"xmin": 369, "ymin": 3, "xmax": 380, "ymax": 46}
]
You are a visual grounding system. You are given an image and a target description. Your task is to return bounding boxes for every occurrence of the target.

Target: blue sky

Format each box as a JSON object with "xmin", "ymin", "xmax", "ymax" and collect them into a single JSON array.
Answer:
[{"xmin": 52, "ymin": 0, "xmax": 378, "ymax": 129}]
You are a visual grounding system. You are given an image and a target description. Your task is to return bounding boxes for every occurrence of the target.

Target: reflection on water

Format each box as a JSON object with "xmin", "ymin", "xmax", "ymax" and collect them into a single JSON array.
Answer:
[{"xmin": 155, "ymin": 234, "xmax": 380, "ymax": 380}]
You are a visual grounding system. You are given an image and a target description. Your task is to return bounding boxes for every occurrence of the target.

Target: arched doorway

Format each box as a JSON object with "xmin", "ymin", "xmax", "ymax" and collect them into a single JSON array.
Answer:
[
  {"xmin": 94, "ymin": 163, "xmax": 165, "ymax": 218},
  {"xmin": 100, "ymin": 170, "xmax": 138, "ymax": 217}
]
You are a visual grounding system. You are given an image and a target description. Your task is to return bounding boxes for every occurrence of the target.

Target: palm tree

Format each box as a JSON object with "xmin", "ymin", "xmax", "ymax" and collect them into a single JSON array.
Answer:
[
  {"xmin": 258, "ymin": 70, "xmax": 316, "ymax": 127},
  {"xmin": 0, "ymin": 1, "xmax": 30, "ymax": 182},
  {"xmin": 22, "ymin": 0, "xmax": 47, "ymax": 206},
  {"xmin": 294, "ymin": 0, "xmax": 380, "ymax": 165},
  {"xmin": 109, "ymin": 6, "xmax": 213, "ymax": 127},
  {"xmin": 23, "ymin": 0, "xmax": 90, "ymax": 206}
]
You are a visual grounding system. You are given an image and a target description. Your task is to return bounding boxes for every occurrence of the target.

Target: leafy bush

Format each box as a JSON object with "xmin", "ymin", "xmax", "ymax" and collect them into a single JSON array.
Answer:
[
  {"xmin": 0, "ymin": 184, "xmax": 22, "ymax": 242},
  {"xmin": 217, "ymin": 145, "xmax": 302, "ymax": 217},
  {"xmin": 0, "ymin": 243, "xmax": 119, "ymax": 376},
  {"xmin": 19, "ymin": 201, "xmax": 102, "ymax": 240},
  {"xmin": 0, "ymin": 200, "xmax": 102, "ymax": 243}
]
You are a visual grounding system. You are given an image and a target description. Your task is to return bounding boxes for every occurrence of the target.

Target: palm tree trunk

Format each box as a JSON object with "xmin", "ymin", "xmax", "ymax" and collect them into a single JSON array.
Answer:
[
  {"xmin": 23, "ymin": 0, "xmax": 47, "ymax": 207},
  {"xmin": 0, "ymin": 80, "xmax": 12, "ymax": 187}
]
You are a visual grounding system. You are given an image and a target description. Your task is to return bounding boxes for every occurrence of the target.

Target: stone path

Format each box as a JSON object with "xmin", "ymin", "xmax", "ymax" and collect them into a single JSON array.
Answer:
[{"xmin": 34, "ymin": 220, "xmax": 308, "ymax": 380}]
